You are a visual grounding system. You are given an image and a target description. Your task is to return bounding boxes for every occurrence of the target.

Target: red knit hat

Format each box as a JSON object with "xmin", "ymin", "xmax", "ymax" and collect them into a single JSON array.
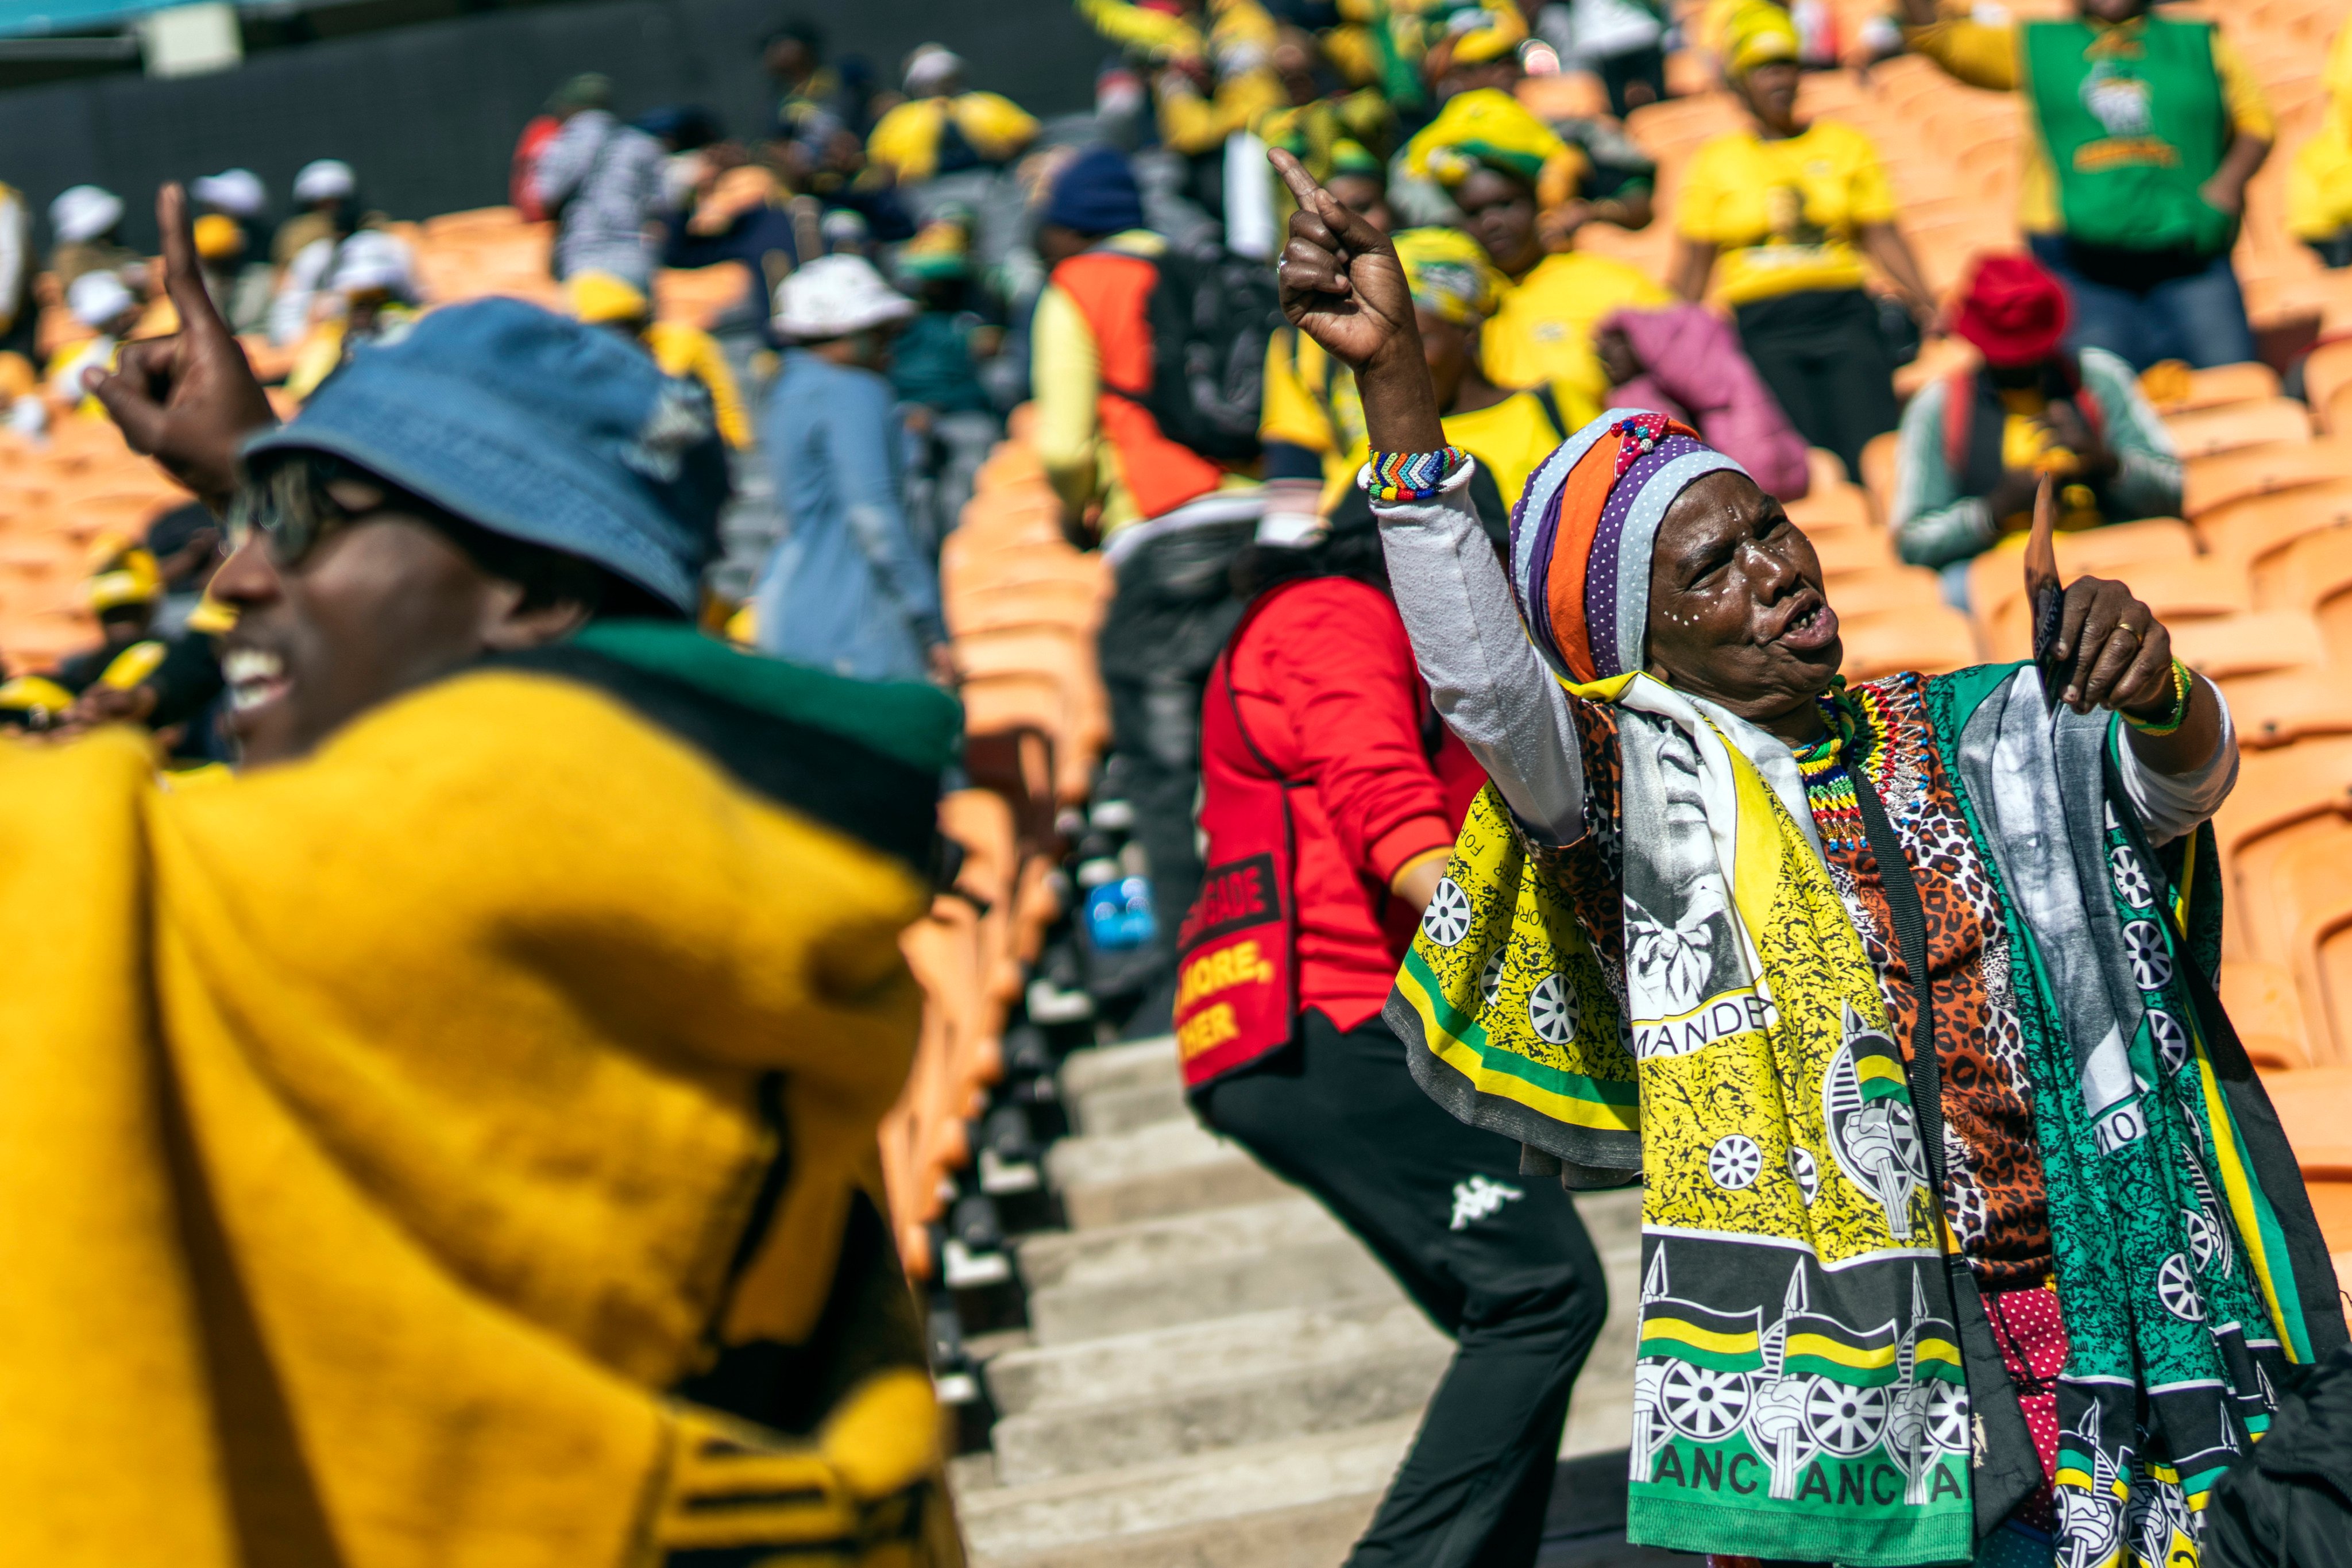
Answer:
[{"xmin": 1950, "ymin": 254, "xmax": 2071, "ymax": 368}]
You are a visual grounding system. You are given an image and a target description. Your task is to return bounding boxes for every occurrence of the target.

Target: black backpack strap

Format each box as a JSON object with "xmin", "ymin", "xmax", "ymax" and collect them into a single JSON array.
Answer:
[{"xmin": 1846, "ymin": 743, "xmax": 2041, "ymax": 1539}]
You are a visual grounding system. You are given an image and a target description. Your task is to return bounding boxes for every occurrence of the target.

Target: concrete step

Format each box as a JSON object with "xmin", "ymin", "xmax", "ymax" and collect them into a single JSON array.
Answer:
[
  {"xmin": 1044, "ymin": 1115, "xmax": 1291, "ymax": 1230},
  {"xmin": 1017, "ymin": 1196, "xmax": 1398, "ymax": 1344},
  {"xmin": 1071, "ymin": 1076, "xmax": 1188, "ymax": 1137},
  {"xmin": 990, "ymin": 1299, "xmax": 1442, "ymax": 1418},
  {"xmin": 975, "ymin": 1492, "xmax": 1382, "ymax": 1568},
  {"xmin": 989, "ymin": 1351, "xmax": 1449, "ymax": 1488},
  {"xmin": 1058, "ymin": 1036, "xmax": 1181, "ymax": 1104},
  {"xmin": 959, "ymin": 1416, "xmax": 1422, "ymax": 1565}
]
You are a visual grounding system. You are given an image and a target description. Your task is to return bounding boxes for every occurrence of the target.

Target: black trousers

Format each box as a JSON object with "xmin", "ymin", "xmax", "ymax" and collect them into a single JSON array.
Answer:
[
  {"xmin": 1733, "ymin": 286, "xmax": 1898, "ymax": 486},
  {"xmin": 1098, "ymin": 522, "xmax": 1251, "ymax": 1028},
  {"xmin": 1198, "ymin": 1010, "xmax": 1611, "ymax": 1568}
]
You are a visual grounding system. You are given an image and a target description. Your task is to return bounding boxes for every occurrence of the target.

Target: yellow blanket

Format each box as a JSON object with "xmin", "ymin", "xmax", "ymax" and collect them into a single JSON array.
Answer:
[{"xmin": 0, "ymin": 668, "xmax": 961, "ymax": 1566}]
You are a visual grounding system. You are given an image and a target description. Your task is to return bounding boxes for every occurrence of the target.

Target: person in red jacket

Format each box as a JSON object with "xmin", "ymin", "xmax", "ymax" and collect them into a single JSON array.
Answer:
[{"xmin": 1174, "ymin": 492, "xmax": 1608, "ymax": 1568}]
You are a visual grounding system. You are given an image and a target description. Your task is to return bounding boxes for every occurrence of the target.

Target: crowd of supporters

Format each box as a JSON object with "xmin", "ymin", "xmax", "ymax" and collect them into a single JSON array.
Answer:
[{"xmin": 6, "ymin": 0, "xmax": 2352, "ymax": 1562}]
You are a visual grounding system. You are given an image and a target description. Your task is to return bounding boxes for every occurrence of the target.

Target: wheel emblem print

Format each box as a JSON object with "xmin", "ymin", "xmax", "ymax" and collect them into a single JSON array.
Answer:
[
  {"xmin": 2148, "ymin": 1009, "xmax": 2189, "ymax": 1076},
  {"xmin": 2183, "ymin": 1210, "xmax": 2220, "ymax": 1272},
  {"xmin": 2156, "ymin": 1253, "xmax": 2204, "ymax": 1321},
  {"xmin": 1480, "ymin": 945, "xmax": 1507, "ymax": 1010},
  {"xmin": 1708, "ymin": 1134, "xmax": 1763, "ymax": 1190},
  {"xmin": 1658, "ymin": 1363, "xmax": 1751, "ymax": 1440},
  {"xmin": 1421, "ymin": 878, "xmax": 1472, "ymax": 947},
  {"xmin": 2109, "ymin": 846, "xmax": 2153, "ymax": 910},
  {"xmin": 1529, "ymin": 973, "xmax": 1579, "ymax": 1045},
  {"xmin": 2122, "ymin": 921, "xmax": 2173, "ymax": 992},
  {"xmin": 1924, "ymin": 1381, "xmax": 1970, "ymax": 1452},
  {"xmin": 1803, "ymin": 1377, "xmax": 1888, "ymax": 1457}
]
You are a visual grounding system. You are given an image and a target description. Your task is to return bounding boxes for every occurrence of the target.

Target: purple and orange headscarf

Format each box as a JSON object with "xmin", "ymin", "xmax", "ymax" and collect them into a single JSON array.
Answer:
[{"xmin": 1508, "ymin": 408, "xmax": 1751, "ymax": 686}]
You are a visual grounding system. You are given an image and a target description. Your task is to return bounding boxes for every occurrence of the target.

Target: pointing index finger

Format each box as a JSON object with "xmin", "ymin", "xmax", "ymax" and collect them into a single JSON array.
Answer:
[
  {"xmin": 153, "ymin": 182, "xmax": 230, "ymax": 346},
  {"xmin": 1268, "ymin": 146, "xmax": 1325, "ymax": 209}
]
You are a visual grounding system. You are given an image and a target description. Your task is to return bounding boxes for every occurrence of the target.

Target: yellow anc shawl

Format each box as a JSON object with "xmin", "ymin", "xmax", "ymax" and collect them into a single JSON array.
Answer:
[{"xmin": 0, "ymin": 639, "xmax": 964, "ymax": 1567}]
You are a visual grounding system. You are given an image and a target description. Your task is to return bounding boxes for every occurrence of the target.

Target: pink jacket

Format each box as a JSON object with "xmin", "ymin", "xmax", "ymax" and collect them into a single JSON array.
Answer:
[{"xmin": 1604, "ymin": 304, "xmax": 1812, "ymax": 502}]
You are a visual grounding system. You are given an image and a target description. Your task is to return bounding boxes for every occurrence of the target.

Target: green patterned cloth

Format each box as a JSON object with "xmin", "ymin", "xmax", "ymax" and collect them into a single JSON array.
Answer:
[{"xmin": 1391, "ymin": 662, "xmax": 2346, "ymax": 1566}]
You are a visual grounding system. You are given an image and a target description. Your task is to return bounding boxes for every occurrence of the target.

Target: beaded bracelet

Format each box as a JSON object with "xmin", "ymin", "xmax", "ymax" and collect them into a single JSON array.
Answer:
[
  {"xmin": 1362, "ymin": 445, "xmax": 1471, "ymax": 503},
  {"xmin": 2122, "ymin": 658, "xmax": 2194, "ymax": 736}
]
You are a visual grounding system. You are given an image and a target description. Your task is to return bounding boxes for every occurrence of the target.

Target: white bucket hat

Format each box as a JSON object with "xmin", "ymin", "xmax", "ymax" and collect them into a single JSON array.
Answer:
[
  {"xmin": 773, "ymin": 254, "xmax": 914, "ymax": 341},
  {"xmin": 292, "ymin": 159, "xmax": 356, "ymax": 204},
  {"xmin": 330, "ymin": 230, "xmax": 415, "ymax": 298},
  {"xmin": 903, "ymin": 43, "xmax": 963, "ymax": 96},
  {"xmin": 66, "ymin": 269, "xmax": 136, "ymax": 330},
  {"xmin": 191, "ymin": 168, "xmax": 267, "ymax": 219},
  {"xmin": 49, "ymin": 185, "xmax": 122, "ymax": 244}
]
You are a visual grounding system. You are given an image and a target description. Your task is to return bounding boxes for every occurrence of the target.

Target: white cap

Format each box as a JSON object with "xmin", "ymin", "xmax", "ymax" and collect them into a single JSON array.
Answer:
[
  {"xmin": 292, "ymin": 159, "xmax": 356, "ymax": 204},
  {"xmin": 329, "ymin": 230, "xmax": 414, "ymax": 297},
  {"xmin": 903, "ymin": 43, "xmax": 963, "ymax": 95},
  {"xmin": 66, "ymin": 269, "xmax": 135, "ymax": 329},
  {"xmin": 49, "ymin": 185, "xmax": 122, "ymax": 244},
  {"xmin": 190, "ymin": 168, "xmax": 266, "ymax": 219},
  {"xmin": 773, "ymin": 253, "xmax": 914, "ymax": 341}
]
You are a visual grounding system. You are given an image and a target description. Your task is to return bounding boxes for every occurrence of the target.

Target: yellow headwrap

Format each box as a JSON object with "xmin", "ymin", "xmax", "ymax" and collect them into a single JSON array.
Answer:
[
  {"xmin": 1723, "ymin": 0, "xmax": 1801, "ymax": 78},
  {"xmin": 1402, "ymin": 87, "xmax": 1583, "ymax": 210},
  {"xmin": 192, "ymin": 214, "xmax": 245, "ymax": 262},
  {"xmin": 85, "ymin": 546, "xmax": 161, "ymax": 613},
  {"xmin": 567, "ymin": 270, "xmax": 651, "ymax": 326},
  {"xmin": 1440, "ymin": 0, "xmax": 1528, "ymax": 67},
  {"xmin": 0, "ymin": 677, "xmax": 72, "ymax": 723},
  {"xmin": 1391, "ymin": 226, "xmax": 1503, "ymax": 325}
]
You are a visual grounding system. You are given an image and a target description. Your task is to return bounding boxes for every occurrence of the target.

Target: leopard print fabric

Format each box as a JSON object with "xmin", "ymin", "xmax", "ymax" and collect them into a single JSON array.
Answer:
[{"xmin": 1539, "ymin": 678, "xmax": 2053, "ymax": 1290}]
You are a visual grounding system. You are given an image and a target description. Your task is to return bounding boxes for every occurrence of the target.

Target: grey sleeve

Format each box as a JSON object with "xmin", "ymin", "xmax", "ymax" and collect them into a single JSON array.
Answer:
[
  {"xmin": 1371, "ymin": 463, "xmax": 1587, "ymax": 843},
  {"xmin": 2117, "ymin": 678, "xmax": 2239, "ymax": 847}
]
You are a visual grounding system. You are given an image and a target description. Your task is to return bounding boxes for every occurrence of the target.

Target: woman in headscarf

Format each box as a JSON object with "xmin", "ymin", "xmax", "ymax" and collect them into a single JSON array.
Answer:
[
  {"xmin": 1401, "ymin": 88, "xmax": 1671, "ymax": 424},
  {"xmin": 1669, "ymin": 0, "xmax": 1936, "ymax": 482},
  {"xmin": 1269, "ymin": 146, "xmax": 2345, "ymax": 1568}
]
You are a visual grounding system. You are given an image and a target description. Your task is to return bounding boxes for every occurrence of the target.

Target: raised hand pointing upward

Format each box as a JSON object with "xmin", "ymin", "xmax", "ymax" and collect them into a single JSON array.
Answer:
[
  {"xmin": 1268, "ymin": 147, "xmax": 1445, "ymax": 456},
  {"xmin": 86, "ymin": 182, "xmax": 277, "ymax": 512}
]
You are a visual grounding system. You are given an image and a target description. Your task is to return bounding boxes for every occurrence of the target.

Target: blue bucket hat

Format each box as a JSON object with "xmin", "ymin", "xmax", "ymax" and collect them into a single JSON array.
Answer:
[{"xmin": 242, "ymin": 298, "xmax": 728, "ymax": 612}]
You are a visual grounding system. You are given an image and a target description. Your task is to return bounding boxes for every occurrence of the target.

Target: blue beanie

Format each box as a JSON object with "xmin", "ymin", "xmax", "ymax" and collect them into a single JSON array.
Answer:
[
  {"xmin": 243, "ymin": 299, "xmax": 728, "ymax": 612},
  {"xmin": 1045, "ymin": 145, "xmax": 1145, "ymax": 237}
]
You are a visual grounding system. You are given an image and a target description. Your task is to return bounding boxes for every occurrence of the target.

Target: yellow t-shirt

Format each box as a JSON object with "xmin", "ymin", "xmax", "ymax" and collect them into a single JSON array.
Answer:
[
  {"xmin": 1260, "ymin": 324, "xmax": 1573, "ymax": 516},
  {"xmin": 1677, "ymin": 121, "xmax": 1896, "ymax": 307},
  {"xmin": 1258, "ymin": 328, "xmax": 1368, "ymax": 515},
  {"xmin": 1481, "ymin": 251, "xmax": 1671, "ymax": 416},
  {"xmin": 1445, "ymin": 387, "xmax": 1574, "ymax": 515}
]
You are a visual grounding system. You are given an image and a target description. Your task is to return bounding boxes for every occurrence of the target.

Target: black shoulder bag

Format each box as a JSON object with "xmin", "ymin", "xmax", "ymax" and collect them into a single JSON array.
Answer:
[{"xmin": 1847, "ymin": 754, "xmax": 2045, "ymax": 1539}]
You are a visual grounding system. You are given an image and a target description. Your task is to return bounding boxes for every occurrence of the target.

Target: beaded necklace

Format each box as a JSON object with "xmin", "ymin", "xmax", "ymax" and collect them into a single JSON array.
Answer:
[{"xmin": 1793, "ymin": 679, "xmax": 1879, "ymax": 856}]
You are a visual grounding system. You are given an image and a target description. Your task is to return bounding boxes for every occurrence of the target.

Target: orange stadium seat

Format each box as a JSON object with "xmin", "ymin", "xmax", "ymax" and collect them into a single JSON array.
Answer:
[
  {"xmin": 2171, "ymin": 610, "xmax": 2327, "ymax": 681},
  {"xmin": 1825, "ymin": 565, "xmax": 1945, "ymax": 619},
  {"xmin": 2220, "ymin": 959, "xmax": 2311, "ymax": 1071},
  {"xmin": 1840, "ymin": 607, "xmax": 1976, "ymax": 680},
  {"xmin": 1858, "ymin": 431, "xmax": 1900, "ymax": 523},
  {"xmin": 2215, "ymin": 736, "xmax": 2352, "ymax": 965},
  {"xmin": 2160, "ymin": 397, "xmax": 2312, "ymax": 459},
  {"xmin": 2248, "ymin": 523, "xmax": 2352, "ymax": 664},
  {"xmin": 2199, "ymin": 480, "xmax": 2352, "ymax": 571},
  {"xmin": 2183, "ymin": 439, "xmax": 2352, "ymax": 518},
  {"xmin": 2219, "ymin": 666, "xmax": 2352, "ymax": 749},
  {"xmin": 2303, "ymin": 339, "xmax": 2352, "ymax": 433},
  {"xmin": 2267, "ymin": 827, "xmax": 2352, "ymax": 1066},
  {"xmin": 2145, "ymin": 361, "xmax": 2280, "ymax": 415}
]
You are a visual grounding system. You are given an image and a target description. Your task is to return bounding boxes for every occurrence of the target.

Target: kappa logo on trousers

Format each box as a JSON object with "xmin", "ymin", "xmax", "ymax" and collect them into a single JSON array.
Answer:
[{"xmin": 1450, "ymin": 1175, "xmax": 1524, "ymax": 1231}]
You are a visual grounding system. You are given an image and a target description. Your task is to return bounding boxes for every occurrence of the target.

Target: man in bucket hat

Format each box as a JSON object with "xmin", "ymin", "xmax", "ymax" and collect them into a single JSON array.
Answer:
[{"xmin": 0, "ymin": 184, "xmax": 965, "ymax": 1566}]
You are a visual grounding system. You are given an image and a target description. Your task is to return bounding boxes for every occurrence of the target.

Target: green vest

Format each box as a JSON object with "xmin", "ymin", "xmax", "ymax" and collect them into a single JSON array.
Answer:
[{"xmin": 2022, "ymin": 16, "xmax": 2234, "ymax": 256}]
